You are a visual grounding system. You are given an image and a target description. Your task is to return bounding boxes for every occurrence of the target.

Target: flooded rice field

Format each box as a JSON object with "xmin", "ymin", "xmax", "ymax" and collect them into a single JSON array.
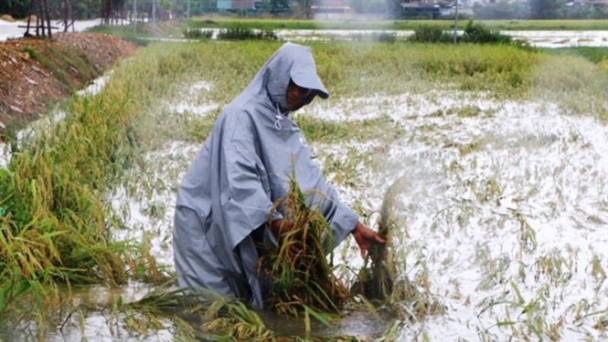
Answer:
[
  {"xmin": 1, "ymin": 27, "xmax": 607, "ymax": 341},
  {"xmin": 10, "ymin": 81, "xmax": 601, "ymax": 341}
]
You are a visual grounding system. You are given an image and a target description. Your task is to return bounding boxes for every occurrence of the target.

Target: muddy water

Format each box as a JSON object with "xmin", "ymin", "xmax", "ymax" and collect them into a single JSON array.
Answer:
[{"xmin": 0, "ymin": 284, "xmax": 389, "ymax": 341}]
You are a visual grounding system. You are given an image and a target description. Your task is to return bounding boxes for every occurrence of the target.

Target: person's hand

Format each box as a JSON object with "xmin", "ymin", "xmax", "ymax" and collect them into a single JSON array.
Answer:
[
  {"xmin": 351, "ymin": 221, "xmax": 385, "ymax": 258},
  {"xmin": 270, "ymin": 219, "xmax": 300, "ymax": 255},
  {"xmin": 270, "ymin": 219, "xmax": 293, "ymax": 238}
]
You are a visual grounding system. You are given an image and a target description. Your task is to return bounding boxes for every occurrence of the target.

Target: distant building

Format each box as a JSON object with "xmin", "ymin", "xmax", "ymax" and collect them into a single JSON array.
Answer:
[
  {"xmin": 572, "ymin": 0, "xmax": 608, "ymax": 5},
  {"xmin": 311, "ymin": 0, "xmax": 353, "ymax": 14},
  {"xmin": 217, "ymin": 0, "xmax": 257, "ymax": 11}
]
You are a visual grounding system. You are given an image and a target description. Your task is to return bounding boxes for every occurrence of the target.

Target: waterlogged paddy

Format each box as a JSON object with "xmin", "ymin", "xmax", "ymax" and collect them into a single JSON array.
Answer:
[
  {"xmin": 39, "ymin": 79, "xmax": 603, "ymax": 341},
  {"xmin": 1, "ymin": 48, "xmax": 607, "ymax": 340},
  {"xmin": 273, "ymin": 29, "xmax": 608, "ymax": 48}
]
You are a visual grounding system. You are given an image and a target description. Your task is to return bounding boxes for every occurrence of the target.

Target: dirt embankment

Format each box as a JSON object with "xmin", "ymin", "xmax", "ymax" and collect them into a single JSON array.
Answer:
[{"xmin": 0, "ymin": 32, "xmax": 137, "ymax": 140}]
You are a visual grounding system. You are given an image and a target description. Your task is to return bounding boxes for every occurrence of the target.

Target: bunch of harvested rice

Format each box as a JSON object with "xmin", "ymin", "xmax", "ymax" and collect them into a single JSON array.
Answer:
[{"xmin": 259, "ymin": 178, "xmax": 350, "ymax": 317}]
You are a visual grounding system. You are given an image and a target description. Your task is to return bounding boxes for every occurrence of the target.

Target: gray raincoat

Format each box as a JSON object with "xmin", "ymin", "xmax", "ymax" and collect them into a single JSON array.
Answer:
[{"xmin": 173, "ymin": 42, "xmax": 359, "ymax": 308}]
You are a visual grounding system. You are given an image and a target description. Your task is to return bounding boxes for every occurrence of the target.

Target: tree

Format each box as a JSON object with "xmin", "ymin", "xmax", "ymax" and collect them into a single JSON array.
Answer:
[
  {"xmin": 0, "ymin": 0, "xmax": 29, "ymax": 18},
  {"xmin": 293, "ymin": 0, "xmax": 311, "ymax": 19},
  {"xmin": 259, "ymin": 0, "xmax": 291, "ymax": 14},
  {"xmin": 528, "ymin": 0, "xmax": 567, "ymax": 19},
  {"xmin": 351, "ymin": 0, "xmax": 392, "ymax": 14},
  {"xmin": 473, "ymin": 0, "xmax": 531, "ymax": 19},
  {"xmin": 385, "ymin": 0, "xmax": 401, "ymax": 18}
]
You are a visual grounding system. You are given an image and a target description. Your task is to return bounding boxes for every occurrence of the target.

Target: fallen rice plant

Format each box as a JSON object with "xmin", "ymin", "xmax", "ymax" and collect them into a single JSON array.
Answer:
[
  {"xmin": 117, "ymin": 286, "xmax": 367, "ymax": 341},
  {"xmin": 350, "ymin": 178, "xmax": 404, "ymax": 303}
]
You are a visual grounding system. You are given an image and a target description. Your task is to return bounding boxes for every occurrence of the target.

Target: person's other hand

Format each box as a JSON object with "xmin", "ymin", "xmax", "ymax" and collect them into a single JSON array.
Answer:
[{"xmin": 351, "ymin": 221, "xmax": 385, "ymax": 258}]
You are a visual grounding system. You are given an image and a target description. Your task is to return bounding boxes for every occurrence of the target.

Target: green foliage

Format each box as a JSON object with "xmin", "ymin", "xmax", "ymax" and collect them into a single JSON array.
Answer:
[
  {"xmin": 0, "ymin": 0, "xmax": 104, "ymax": 19},
  {"xmin": 350, "ymin": 0, "xmax": 388, "ymax": 14},
  {"xmin": 532, "ymin": 54, "xmax": 608, "ymax": 119},
  {"xmin": 409, "ymin": 25, "xmax": 453, "ymax": 43},
  {"xmin": 0, "ymin": 37, "xmax": 212, "ymax": 324},
  {"xmin": 410, "ymin": 21, "xmax": 515, "ymax": 45},
  {"xmin": 529, "ymin": 0, "xmax": 567, "ymax": 19},
  {"xmin": 473, "ymin": 1, "xmax": 532, "ymax": 20},
  {"xmin": 21, "ymin": 43, "xmax": 99, "ymax": 93},
  {"xmin": 544, "ymin": 47, "xmax": 608, "ymax": 64},
  {"xmin": 375, "ymin": 32, "xmax": 397, "ymax": 43},
  {"xmin": 0, "ymin": 0, "xmax": 30, "ymax": 18},
  {"xmin": 186, "ymin": 18, "xmax": 608, "ymax": 31},
  {"xmin": 411, "ymin": 44, "xmax": 538, "ymax": 93},
  {"xmin": 118, "ymin": 286, "xmax": 365, "ymax": 341},
  {"xmin": 217, "ymin": 27, "xmax": 278, "ymax": 41},
  {"xmin": 257, "ymin": 0, "xmax": 292, "ymax": 14},
  {"xmin": 296, "ymin": 115, "xmax": 403, "ymax": 144},
  {"xmin": 87, "ymin": 25, "xmax": 154, "ymax": 46},
  {"xmin": 70, "ymin": 0, "xmax": 102, "ymax": 19},
  {"xmin": 461, "ymin": 20, "xmax": 513, "ymax": 44},
  {"xmin": 183, "ymin": 28, "xmax": 214, "ymax": 39}
]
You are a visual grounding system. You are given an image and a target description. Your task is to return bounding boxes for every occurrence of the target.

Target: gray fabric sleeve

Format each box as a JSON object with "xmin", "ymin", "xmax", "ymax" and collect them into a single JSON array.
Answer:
[
  {"xmin": 222, "ymin": 141, "xmax": 275, "ymax": 249},
  {"xmin": 320, "ymin": 185, "xmax": 359, "ymax": 249}
]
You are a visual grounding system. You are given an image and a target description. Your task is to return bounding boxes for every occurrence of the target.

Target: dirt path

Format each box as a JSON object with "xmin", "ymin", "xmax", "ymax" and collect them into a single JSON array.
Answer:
[{"xmin": 0, "ymin": 31, "xmax": 137, "ymax": 140}]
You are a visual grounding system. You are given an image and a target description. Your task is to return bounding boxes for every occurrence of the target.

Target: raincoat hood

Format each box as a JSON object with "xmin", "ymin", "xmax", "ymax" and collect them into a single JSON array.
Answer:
[{"xmin": 241, "ymin": 42, "xmax": 329, "ymax": 112}]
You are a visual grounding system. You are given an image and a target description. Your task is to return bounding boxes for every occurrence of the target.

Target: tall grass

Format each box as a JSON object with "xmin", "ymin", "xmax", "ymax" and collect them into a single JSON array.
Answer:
[
  {"xmin": 21, "ymin": 44, "xmax": 99, "ymax": 93},
  {"xmin": 0, "ymin": 42, "xmax": 212, "ymax": 326}
]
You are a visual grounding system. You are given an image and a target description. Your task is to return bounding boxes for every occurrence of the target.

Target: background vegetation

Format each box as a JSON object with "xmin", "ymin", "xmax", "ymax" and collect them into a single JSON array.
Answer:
[
  {"xmin": 0, "ymin": 0, "xmax": 606, "ymax": 21},
  {"xmin": 183, "ymin": 18, "xmax": 608, "ymax": 31}
]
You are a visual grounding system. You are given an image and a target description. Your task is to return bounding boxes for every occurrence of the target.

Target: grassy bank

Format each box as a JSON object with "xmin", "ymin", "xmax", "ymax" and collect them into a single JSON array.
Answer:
[
  {"xmin": 0, "ymin": 39, "xmax": 198, "ymax": 327},
  {"xmin": 186, "ymin": 18, "xmax": 608, "ymax": 31},
  {"xmin": 1, "ymin": 38, "xmax": 607, "ymax": 339}
]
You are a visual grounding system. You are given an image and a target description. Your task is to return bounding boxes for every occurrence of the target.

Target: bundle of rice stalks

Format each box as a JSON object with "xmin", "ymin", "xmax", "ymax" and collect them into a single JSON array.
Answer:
[
  {"xmin": 259, "ymin": 178, "xmax": 350, "ymax": 317},
  {"xmin": 351, "ymin": 177, "xmax": 406, "ymax": 304}
]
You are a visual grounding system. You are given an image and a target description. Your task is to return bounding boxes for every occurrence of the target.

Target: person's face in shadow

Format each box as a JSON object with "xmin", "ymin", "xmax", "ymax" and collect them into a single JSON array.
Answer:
[{"xmin": 286, "ymin": 80, "xmax": 313, "ymax": 111}]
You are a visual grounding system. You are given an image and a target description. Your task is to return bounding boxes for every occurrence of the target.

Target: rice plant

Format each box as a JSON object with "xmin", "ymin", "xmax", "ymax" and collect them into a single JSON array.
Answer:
[{"xmin": 259, "ymin": 177, "xmax": 350, "ymax": 317}]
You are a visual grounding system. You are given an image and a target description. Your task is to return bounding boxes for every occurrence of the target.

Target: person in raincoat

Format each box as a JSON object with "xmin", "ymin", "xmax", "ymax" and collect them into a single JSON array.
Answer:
[{"xmin": 173, "ymin": 42, "xmax": 385, "ymax": 308}]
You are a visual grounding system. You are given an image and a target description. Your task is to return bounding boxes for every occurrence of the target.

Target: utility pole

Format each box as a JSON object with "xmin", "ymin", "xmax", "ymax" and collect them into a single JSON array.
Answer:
[
  {"xmin": 152, "ymin": 0, "xmax": 156, "ymax": 37},
  {"xmin": 187, "ymin": 0, "xmax": 191, "ymax": 18},
  {"xmin": 453, "ymin": 0, "xmax": 459, "ymax": 44},
  {"xmin": 133, "ymin": 0, "xmax": 137, "ymax": 36}
]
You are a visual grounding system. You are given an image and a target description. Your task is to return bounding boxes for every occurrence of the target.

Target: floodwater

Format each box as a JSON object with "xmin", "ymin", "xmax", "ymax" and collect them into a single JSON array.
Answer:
[
  {"xmin": 274, "ymin": 29, "xmax": 608, "ymax": 48},
  {"xmin": 0, "ymin": 283, "xmax": 388, "ymax": 341}
]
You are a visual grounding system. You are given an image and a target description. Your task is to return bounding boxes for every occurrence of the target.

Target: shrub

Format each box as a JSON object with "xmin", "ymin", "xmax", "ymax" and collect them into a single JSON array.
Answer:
[
  {"xmin": 376, "ymin": 32, "xmax": 397, "ymax": 43},
  {"xmin": 409, "ymin": 25, "xmax": 453, "ymax": 43},
  {"xmin": 461, "ymin": 20, "xmax": 512, "ymax": 44},
  {"xmin": 217, "ymin": 27, "xmax": 277, "ymax": 41},
  {"xmin": 183, "ymin": 28, "xmax": 213, "ymax": 39}
]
